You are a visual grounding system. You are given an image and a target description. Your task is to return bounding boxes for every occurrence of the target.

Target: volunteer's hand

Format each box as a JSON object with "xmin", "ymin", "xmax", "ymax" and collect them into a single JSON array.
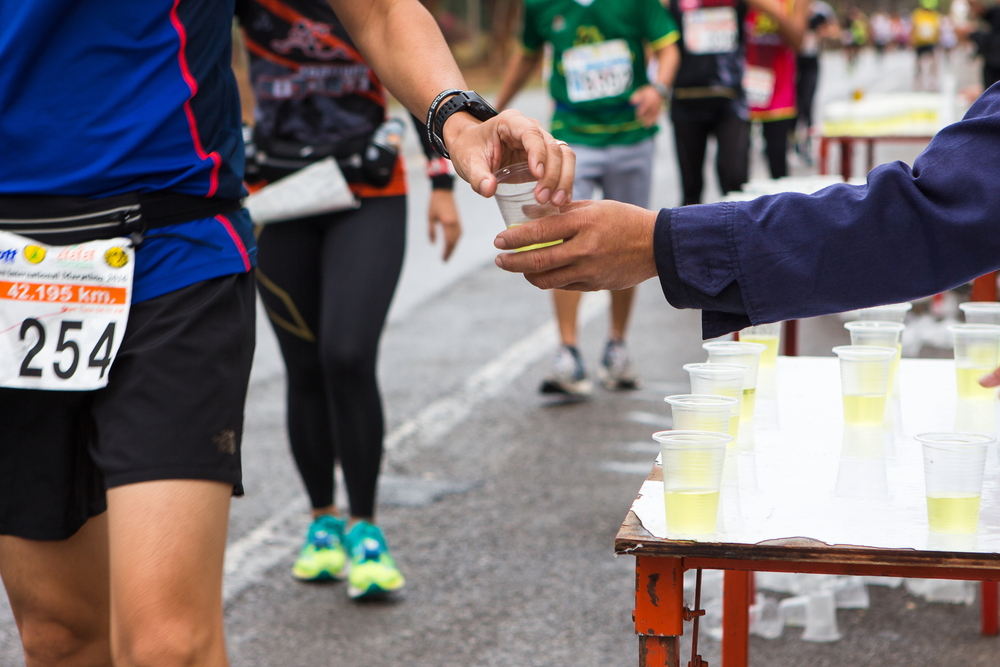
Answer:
[
  {"xmin": 428, "ymin": 189, "xmax": 461, "ymax": 262},
  {"xmin": 442, "ymin": 109, "xmax": 575, "ymax": 206},
  {"xmin": 493, "ymin": 200, "xmax": 659, "ymax": 292},
  {"xmin": 979, "ymin": 366, "xmax": 1000, "ymax": 389},
  {"xmin": 630, "ymin": 85, "xmax": 662, "ymax": 128}
]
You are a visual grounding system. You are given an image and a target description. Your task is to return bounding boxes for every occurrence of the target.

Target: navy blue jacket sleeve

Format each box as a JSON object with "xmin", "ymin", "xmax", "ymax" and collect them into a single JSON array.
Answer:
[{"xmin": 655, "ymin": 85, "xmax": 1000, "ymax": 339}]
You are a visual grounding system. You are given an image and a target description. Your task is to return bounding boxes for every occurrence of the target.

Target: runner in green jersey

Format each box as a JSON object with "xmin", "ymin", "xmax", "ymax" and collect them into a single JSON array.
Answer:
[{"xmin": 497, "ymin": 0, "xmax": 679, "ymax": 396}]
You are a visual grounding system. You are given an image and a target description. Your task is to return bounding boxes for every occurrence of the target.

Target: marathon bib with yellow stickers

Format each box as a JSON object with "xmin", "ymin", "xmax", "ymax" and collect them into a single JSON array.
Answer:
[
  {"xmin": 562, "ymin": 39, "xmax": 634, "ymax": 103},
  {"xmin": 0, "ymin": 231, "xmax": 133, "ymax": 390},
  {"xmin": 683, "ymin": 7, "xmax": 739, "ymax": 54}
]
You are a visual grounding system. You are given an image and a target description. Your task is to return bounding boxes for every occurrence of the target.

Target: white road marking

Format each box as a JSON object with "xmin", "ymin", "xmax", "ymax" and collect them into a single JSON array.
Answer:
[
  {"xmin": 222, "ymin": 291, "xmax": 610, "ymax": 603},
  {"xmin": 626, "ymin": 410, "xmax": 673, "ymax": 428}
]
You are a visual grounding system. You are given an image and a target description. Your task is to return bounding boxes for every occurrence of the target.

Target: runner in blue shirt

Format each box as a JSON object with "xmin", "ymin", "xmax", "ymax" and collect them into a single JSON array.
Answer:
[{"xmin": 0, "ymin": 1, "xmax": 575, "ymax": 665}]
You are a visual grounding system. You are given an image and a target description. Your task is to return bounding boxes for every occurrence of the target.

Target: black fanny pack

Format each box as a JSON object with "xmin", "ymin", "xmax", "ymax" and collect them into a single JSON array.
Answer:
[
  {"xmin": 0, "ymin": 191, "xmax": 243, "ymax": 246},
  {"xmin": 248, "ymin": 125, "xmax": 398, "ymax": 188}
]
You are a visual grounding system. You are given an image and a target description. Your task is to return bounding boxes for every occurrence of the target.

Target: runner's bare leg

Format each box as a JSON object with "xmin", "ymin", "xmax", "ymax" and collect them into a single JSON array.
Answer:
[
  {"xmin": 0, "ymin": 514, "xmax": 111, "ymax": 667},
  {"xmin": 108, "ymin": 479, "xmax": 231, "ymax": 667}
]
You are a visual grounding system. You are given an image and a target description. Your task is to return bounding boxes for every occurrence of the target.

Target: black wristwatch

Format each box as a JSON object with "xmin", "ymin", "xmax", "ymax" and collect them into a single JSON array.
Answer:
[{"xmin": 426, "ymin": 90, "xmax": 499, "ymax": 159}]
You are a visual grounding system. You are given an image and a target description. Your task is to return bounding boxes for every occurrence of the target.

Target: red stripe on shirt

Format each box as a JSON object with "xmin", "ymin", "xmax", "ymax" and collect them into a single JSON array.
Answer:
[
  {"xmin": 169, "ymin": 0, "xmax": 223, "ymax": 197},
  {"xmin": 216, "ymin": 214, "xmax": 251, "ymax": 272}
]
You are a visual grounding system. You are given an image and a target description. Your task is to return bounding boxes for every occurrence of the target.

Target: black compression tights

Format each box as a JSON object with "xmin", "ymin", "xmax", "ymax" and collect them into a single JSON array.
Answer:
[{"xmin": 255, "ymin": 196, "xmax": 406, "ymax": 517}]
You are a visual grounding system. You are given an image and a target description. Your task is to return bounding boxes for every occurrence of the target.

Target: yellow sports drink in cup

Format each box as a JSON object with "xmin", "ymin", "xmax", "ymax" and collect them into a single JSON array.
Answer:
[
  {"xmin": 845, "ymin": 321, "xmax": 904, "ymax": 395},
  {"xmin": 683, "ymin": 363, "xmax": 748, "ymax": 442},
  {"xmin": 664, "ymin": 394, "xmax": 739, "ymax": 439},
  {"xmin": 493, "ymin": 163, "xmax": 563, "ymax": 252},
  {"xmin": 654, "ymin": 430, "xmax": 731, "ymax": 534},
  {"xmin": 918, "ymin": 432, "xmax": 993, "ymax": 534},
  {"xmin": 740, "ymin": 322, "xmax": 782, "ymax": 368},
  {"xmin": 703, "ymin": 342, "xmax": 766, "ymax": 423},
  {"xmin": 832, "ymin": 346, "xmax": 896, "ymax": 428},
  {"xmin": 949, "ymin": 324, "xmax": 1000, "ymax": 400}
]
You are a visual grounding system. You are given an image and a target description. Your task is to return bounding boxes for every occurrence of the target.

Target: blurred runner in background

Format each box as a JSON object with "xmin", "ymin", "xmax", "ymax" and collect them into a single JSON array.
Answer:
[
  {"xmin": 795, "ymin": 0, "xmax": 837, "ymax": 165},
  {"xmin": 870, "ymin": 9, "xmax": 894, "ymax": 57},
  {"xmin": 667, "ymin": 0, "xmax": 750, "ymax": 205},
  {"xmin": 912, "ymin": 0, "xmax": 942, "ymax": 89},
  {"xmin": 495, "ymin": 0, "xmax": 680, "ymax": 397},
  {"xmin": 744, "ymin": 0, "xmax": 808, "ymax": 178},
  {"xmin": 236, "ymin": 0, "xmax": 465, "ymax": 600},
  {"xmin": 968, "ymin": 0, "xmax": 1000, "ymax": 88},
  {"xmin": 842, "ymin": 7, "xmax": 869, "ymax": 69}
]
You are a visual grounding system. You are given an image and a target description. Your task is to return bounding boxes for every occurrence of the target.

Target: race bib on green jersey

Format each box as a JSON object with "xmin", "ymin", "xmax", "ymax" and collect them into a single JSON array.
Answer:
[
  {"xmin": 0, "ymin": 232, "xmax": 133, "ymax": 390},
  {"xmin": 562, "ymin": 39, "xmax": 634, "ymax": 103}
]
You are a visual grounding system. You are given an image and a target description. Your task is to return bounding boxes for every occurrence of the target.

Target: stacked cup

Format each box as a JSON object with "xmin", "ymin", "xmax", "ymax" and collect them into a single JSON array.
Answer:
[
  {"xmin": 703, "ymin": 342, "xmax": 767, "ymax": 423},
  {"xmin": 844, "ymin": 321, "xmax": 905, "ymax": 395}
]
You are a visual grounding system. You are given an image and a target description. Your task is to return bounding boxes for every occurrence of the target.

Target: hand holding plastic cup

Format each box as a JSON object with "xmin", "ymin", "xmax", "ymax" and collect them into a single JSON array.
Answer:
[
  {"xmin": 858, "ymin": 302, "xmax": 912, "ymax": 323},
  {"xmin": 703, "ymin": 341, "xmax": 767, "ymax": 423},
  {"xmin": 918, "ymin": 432, "xmax": 993, "ymax": 534},
  {"xmin": 665, "ymin": 394, "xmax": 739, "ymax": 439},
  {"xmin": 960, "ymin": 302, "xmax": 1000, "ymax": 325},
  {"xmin": 683, "ymin": 362, "xmax": 749, "ymax": 441},
  {"xmin": 949, "ymin": 324, "xmax": 1000, "ymax": 400},
  {"xmin": 654, "ymin": 430, "xmax": 732, "ymax": 534},
  {"xmin": 832, "ymin": 345, "xmax": 896, "ymax": 427},
  {"xmin": 740, "ymin": 322, "xmax": 782, "ymax": 368},
  {"xmin": 493, "ymin": 163, "xmax": 563, "ymax": 252},
  {"xmin": 845, "ymin": 321, "xmax": 905, "ymax": 393}
]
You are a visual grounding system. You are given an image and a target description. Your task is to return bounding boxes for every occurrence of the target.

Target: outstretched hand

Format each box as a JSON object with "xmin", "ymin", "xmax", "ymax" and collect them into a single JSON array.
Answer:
[
  {"xmin": 492, "ymin": 199, "xmax": 659, "ymax": 292},
  {"xmin": 443, "ymin": 109, "xmax": 575, "ymax": 206}
]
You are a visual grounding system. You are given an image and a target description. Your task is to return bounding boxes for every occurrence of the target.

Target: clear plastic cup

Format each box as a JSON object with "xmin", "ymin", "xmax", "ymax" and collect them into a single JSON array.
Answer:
[
  {"xmin": 683, "ymin": 362, "xmax": 748, "ymax": 441},
  {"xmin": 858, "ymin": 302, "xmax": 912, "ymax": 323},
  {"xmin": 664, "ymin": 394, "xmax": 739, "ymax": 439},
  {"xmin": 919, "ymin": 432, "xmax": 993, "ymax": 534},
  {"xmin": 493, "ymin": 162, "xmax": 562, "ymax": 252},
  {"xmin": 949, "ymin": 324, "xmax": 1000, "ymax": 400},
  {"xmin": 654, "ymin": 430, "xmax": 732, "ymax": 534},
  {"xmin": 703, "ymin": 342, "xmax": 767, "ymax": 423},
  {"xmin": 845, "ymin": 320, "xmax": 905, "ymax": 394},
  {"xmin": 740, "ymin": 323, "xmax": 782, "ymax": 368},
  {"xmin": 832, "ymin": 345, "xmax": 896, "ymax": 427},
  {"xmin": 801, "ymin": 590, "xmax": 842, "ymax": 642},
  {"xmin": 960, "ymin": 302, "xmax": 1000, "ymax": 325}
]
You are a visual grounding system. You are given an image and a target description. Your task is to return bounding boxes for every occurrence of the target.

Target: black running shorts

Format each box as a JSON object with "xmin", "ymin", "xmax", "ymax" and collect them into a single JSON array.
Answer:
[{"xmin": 0, "ymin": 272, "xmax": 256, "ymax": 540}]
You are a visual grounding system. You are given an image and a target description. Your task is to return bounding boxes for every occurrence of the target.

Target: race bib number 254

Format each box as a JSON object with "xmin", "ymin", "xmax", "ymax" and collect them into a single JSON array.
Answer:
[{"xmin": 0, "ymin": 232, "xmax": 133, "ymax": 391}]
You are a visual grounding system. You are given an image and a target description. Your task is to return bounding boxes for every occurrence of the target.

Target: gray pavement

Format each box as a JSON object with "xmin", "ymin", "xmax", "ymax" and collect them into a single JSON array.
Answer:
[{"xmin": 1, "ymin": 48, "xmax": 996, "ymax": 666}]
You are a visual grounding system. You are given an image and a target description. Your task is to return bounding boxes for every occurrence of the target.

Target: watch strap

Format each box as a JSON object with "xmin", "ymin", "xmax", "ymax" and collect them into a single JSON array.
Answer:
[{"xmin": 428, "ymin": 90, "xmax": 499, "ymax": 159}]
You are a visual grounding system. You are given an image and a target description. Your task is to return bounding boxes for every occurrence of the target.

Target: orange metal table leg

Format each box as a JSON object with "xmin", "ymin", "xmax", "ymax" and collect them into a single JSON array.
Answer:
[
  {"xmin": 818, "ymin": 137, "xmax": 830, "ymax": 176},
  {"xmin": 972, "ymin": 272, "xmax": 998, "ymax": 302},
  {"xmin": 783, "ymin": 319, "xmax": 798, "ymax": 357},
  {"xmin": 840, "ymin": 139, "xmax": 854, "ymax": 182},
  {"xmin": 722, "ymin": 570, "xmax": 752, "ymax": 667},
  {"xmin": 982, "ymin": 580, "xmax": 999, "ymax": 636},
  {"xmin": 634, "ymin": 557, "xmax": 684, "ymax": 667}
]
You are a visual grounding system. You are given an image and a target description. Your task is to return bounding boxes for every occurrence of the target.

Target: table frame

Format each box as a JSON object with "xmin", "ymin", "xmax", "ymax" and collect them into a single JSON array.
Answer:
[
  {"xmin": 817, "ymin": 135, "xmax": 934, "ymax": 182},
  {"xmin": 619, "ymin": 508, "xmax": 1000, "ymax": 667}
]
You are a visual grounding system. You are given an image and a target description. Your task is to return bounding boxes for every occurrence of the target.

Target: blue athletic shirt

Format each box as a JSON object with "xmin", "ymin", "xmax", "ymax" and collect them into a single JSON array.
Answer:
[{"xmin": 0, "ymin": 0, "xmax": 256, "ymax": 302}]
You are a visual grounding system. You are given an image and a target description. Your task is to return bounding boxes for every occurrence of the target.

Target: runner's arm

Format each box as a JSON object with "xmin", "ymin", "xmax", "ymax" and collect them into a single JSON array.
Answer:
[
  {"xmin": 329, "ymin": 0, "xmax": 574, "ymax": 204},
  {"xmin": 496, "ymin": 49, "xmax": 544, "ymax": 111}
]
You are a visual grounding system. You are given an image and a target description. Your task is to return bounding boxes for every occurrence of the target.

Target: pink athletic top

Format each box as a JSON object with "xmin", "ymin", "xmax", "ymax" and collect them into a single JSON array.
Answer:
[{"xmin": 744, "ymin": 1, "xmax": 798, "ymax": 121}]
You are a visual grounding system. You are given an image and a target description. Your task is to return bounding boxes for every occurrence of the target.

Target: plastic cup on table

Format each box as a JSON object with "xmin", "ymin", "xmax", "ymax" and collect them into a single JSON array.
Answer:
[
  {"xmin": 740, "ymin": 322, "xmax": 782, "ymax": 368},
  {"xmin": 493, "ymin": 162, "xmax": 562, "ymax": 252},
  {"xmin": 664, "ymin": 394, "xmax": 739, "ymax": 440},
  {"xmin": 858, "ymin": 302, "xmax": 912, "ymax": 323},
  {"xmin": 653, "ymin": 430, "xmax": 732, "ymax": 535},
  {"xmin": 948, "ymin": 324, "xmax": 1000, "ymax": 400},
  {"xmin": 918, "ymin": 432, "xmax": 993, "ymax": 534},
  {"xmin": 960, "ymin": 302, "xmax": 1000, "ymax": 325},
  {"xmin": 703, "ymin": 341, "xmax": 766, "ymax": 423},
  {"xmin": 683, "ymin": 362, "xmax": 748, "ymax": 442},
  {"xmin": 832, "ymin": 345, "xmax": 896, "ymax": 427},
  {"xmin": 845, "ymin": 320, "xmax": 905, "ymax": 394}
]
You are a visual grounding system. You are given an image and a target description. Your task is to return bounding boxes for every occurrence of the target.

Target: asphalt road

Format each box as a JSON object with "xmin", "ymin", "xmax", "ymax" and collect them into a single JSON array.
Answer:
[{"xmin": 2, "ymin": 48, "xmax": 996, "ymax": 666}]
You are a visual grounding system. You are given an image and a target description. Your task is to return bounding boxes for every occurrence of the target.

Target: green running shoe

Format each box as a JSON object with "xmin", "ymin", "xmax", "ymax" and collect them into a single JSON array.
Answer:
[
  {"xmin": 291, "ymin": 514, "xmax": 348, "ymax": 581},
  {"xmin": 344, "ymin": 521, "xmax": 405, "ymax": 599}
]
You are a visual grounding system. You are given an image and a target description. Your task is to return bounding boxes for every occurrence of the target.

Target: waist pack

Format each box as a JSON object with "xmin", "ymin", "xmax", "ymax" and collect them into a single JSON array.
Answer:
[{"xmin": 0, "ymin": 191, "xmax": 242, "ymax": 246}]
